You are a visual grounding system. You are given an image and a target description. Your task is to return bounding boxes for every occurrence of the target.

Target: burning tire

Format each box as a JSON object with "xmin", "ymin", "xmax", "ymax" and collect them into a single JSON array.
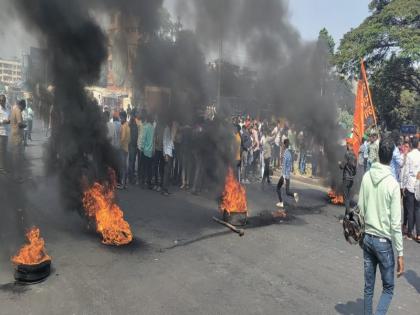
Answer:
[
  {"xmin": 14, "ymin": 260, "xmax": 51, "ymax": 284},
  {"xmin": 219, "ymin": 168, "xmax": 248, "ymax": 226}
]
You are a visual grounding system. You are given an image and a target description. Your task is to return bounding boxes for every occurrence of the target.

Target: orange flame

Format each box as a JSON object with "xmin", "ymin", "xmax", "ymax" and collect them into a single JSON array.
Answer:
[
  {"xmin": 328, "ymin": 189, "xmax": 344, "ymax": 205},
  {"xmin": 82, "ymin": 171, "xmax": 133, "ymax": 246},
  {"xmin": 220, "ymin": 168, "xmax": 248, "ymax": 214},
  {"xmin": 12, "ymin": 227, "xmax": 51, "ymax": 265}
]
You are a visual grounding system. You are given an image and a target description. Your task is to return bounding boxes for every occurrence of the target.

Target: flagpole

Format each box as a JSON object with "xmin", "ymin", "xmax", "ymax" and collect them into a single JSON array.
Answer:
[{"xmin": 360, "ymin": 59, "xmax": 378, "ymax": 128}]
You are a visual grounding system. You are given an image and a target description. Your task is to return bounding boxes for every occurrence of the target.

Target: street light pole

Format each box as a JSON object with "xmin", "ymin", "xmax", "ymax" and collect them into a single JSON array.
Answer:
[{"xmin": 217, "ymin": 38, "xmax": 223, "ymax": 110}]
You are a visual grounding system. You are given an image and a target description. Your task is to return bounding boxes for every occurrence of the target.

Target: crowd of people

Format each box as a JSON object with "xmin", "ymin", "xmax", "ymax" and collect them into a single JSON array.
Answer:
[
  {"xmin": 354, "ymin": 130, "xmax": 420, "ymax": 242},
  {"xmin": 232, "ymin": 115, "xmax": 323, "ymax": 184},
  {"xmin": 103, "ymin": 106, "xmax": 217, "ymax": 196},
  {"xmin": 102, "ymin": 109, "xmax": 309, "ymax": 207},
  {"xmin": 232, "ymin": 115, "xmax": 309, "ymax": 209}
]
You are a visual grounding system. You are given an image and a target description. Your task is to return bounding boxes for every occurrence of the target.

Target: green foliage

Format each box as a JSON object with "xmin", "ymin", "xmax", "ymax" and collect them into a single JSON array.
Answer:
[
  {"xmin": 335, "ymin": 0, "xmax": 420, "ymax": 129},
  {"xmin": 337, "ymin": 107, "xmax": 354, "ymax": 130},
  {"xmin": 318, "ymin": 28, "xmax": 335, "ymax": 56},
  {"xmin": 368, "ymin": 0, "xmax": 391, "ymax": 13},
  {"xmin": 335, "ymin": 0, "xmax": 420, "ymax": 75},
  {"xmin": 371, "ymin": 56, "xmax": 420, "ymax": 129}
]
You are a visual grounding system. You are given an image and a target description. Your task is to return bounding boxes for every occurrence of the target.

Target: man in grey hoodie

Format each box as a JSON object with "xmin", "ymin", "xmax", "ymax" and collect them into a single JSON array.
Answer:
[{"xmin": 358, "ymin": 137, "xmax": 404, "ymax": 315}]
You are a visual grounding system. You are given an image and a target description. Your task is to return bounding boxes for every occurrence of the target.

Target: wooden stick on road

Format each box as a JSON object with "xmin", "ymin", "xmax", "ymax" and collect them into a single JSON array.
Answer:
[{"xmin": 212, "ymin": 217, "xmax": 245, "ymax": 237}]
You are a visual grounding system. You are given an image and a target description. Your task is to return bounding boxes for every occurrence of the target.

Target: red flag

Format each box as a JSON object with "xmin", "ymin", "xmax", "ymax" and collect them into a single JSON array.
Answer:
[
  {"xmin": 360, "ymin": 60, "xmax": 377, "ymax": 129},
  {"xmin": 352, "ymin": 60, "xmax": 377, "ymax": 157}
]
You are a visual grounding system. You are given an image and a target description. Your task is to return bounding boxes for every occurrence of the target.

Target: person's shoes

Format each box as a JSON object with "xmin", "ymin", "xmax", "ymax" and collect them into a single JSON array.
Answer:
[
  {"xmin": 276, "ymin": 202, "xmax": 284, "ymax": 208},
  {"xmin": 294, "ymin": 193, "xmax": 299, "ymax": 203},
  {"xmin": 156, "ymin": 186, "xmax": 162, "ymax": 192},
  {"xmin": 116, "ymin": 183, "xmax": 123, "ymax": 190},
  {"xmin": 406, "ymin": 234, "xmax": 413, "ymax": 241},
  {"xmin": 180, "ymin": 184, "xmax": 185, "ymax": 190}
]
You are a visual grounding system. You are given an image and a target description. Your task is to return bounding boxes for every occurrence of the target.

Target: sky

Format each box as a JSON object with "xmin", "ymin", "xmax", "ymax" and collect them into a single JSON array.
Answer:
[
  {"xmin": 287, "ymin": 0, "xmax": 369, "ymax": 46},
  {"xmin": 0, "ymin": 0, "xmax": 370, "ymax": 60}
]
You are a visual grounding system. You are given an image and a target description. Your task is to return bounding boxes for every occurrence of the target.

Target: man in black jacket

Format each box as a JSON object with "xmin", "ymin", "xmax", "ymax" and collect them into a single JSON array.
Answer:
[
  {"xmin": 340, "ymin": 139, "xmax": 357, "ymax": 214},
  {"xmin": 128, "ymin": 110, "xmax": 139, "ymax": 185}
]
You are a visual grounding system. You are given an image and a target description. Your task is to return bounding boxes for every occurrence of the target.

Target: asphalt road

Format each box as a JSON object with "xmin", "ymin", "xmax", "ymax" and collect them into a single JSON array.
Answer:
[{"xmin": 0, "ymin": 126, "xmax": 419, "ymax": 315}]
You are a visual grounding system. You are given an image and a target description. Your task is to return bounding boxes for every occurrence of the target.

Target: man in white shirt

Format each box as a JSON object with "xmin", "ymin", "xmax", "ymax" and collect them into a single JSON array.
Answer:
[
  {"xmin": 162, "ymin": 121, "xmax": 174, "ymax": 196},
  {"xmin": 0, "ymin": 95, "xmax": 10, "ymax": 174},
  {"xmin": 26, "ymin": 104, "xmax": 34, "ymax": 141},
  {"xmin": 271, "ymin": 121, "xmax": 281, "ymax": 169},
  {"xmin": 402, "ymin": 137, "xmax": 420, "ymax": 241}
]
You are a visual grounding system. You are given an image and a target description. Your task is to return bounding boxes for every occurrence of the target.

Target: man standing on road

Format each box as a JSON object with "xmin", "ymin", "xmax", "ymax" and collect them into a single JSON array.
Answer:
[
  {"xmin": 128, "ymin": 111, "xmax": 138, "ymax": 185},
  {"xmin": 276, "ymin": 138, "xmax": 299, "ymax": 209},
  {"xmin": 358, "ymin": 137, "xmax": 404, "ymax": 315},
  {"xmin": 271, "ymin": 120, "xmax": 281, "ymax": 169},
  {"xmin": 10, "ymin": 99, "xmax": 27, "ymax": 182},
  {"xmin": 402, "ymin": 137, "xmax": 420, "ymax": 241},
  {"xmin": 141, "ymin": 114, "xmax": 154, "ymax": 189},
  {"xmin": 234, "ymin": 124, "xmax": 242, "ymax": 182},
  {"xmin": 162, "ymin": 121, "xmax": 174, "ymax": 196},
  {"xmin": 367, "ymin": 131, "xmax": 379, "ymax": 170},
  {"xmin": 119, "ymin": 111, "xmax": 130, "ymax": 190},
  {"xmin": 0, "ymin": 95, "xmax": 10, "ymax": 175},
  {"xmin": 390, "ymin": 130, "xmax": 404, "ymax": 184},
  {"xmin": 25, "ymin": 102, "xmax": 34, "ymax": 142},
  {"xmin": 340, "ymin": 139, "xmax": 357, "ymax": 215},
  {"xmin": 240, "ymin": 124, "xmax": 252, "ymax": 184}
]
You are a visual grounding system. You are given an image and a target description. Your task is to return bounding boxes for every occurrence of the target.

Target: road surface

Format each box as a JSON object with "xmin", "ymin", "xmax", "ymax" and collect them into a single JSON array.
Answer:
[{"xmin": 0, "ymin": 126, "xmax": 419, "ymax": 315}]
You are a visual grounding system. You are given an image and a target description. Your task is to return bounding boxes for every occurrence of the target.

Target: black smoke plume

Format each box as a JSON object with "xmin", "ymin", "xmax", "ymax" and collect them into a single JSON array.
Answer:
[
  {"xmin": 12, "ymin": 0, "xmax": 118, "ymax": 211},
  {"xmin": 174, "ymin": 0, "xmax": 347, "ymax": 182}
]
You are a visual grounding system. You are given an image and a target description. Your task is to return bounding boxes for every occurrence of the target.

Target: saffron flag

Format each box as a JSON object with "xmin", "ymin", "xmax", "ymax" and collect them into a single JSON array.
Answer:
[{"xmin": 352, "ymin": 60, "xmax": 377, "ymax": 157}]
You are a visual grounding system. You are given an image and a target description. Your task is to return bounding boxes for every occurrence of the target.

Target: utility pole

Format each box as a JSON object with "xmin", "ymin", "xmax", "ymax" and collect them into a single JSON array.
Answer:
[{"xmin": 217, "ymin": 38, "xmax": 223, "ymax": 110}]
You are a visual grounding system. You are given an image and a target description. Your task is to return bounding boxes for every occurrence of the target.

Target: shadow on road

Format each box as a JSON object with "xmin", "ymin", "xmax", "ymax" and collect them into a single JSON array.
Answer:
[
  {"xmin": 404, "ymin": 270, "xmax": 420, "ymax": 294},
  {"xmin": 334, "ymin": 298, "xmax": 363, "ymax": 315}
]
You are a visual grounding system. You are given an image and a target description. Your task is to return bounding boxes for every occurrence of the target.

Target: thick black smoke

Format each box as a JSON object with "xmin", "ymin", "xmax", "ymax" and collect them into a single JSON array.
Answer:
[
  {"xmin": 12, "ymin": 0, "xmax": 118, "ymax": 211},
  {"xmin": 173, "ymin": 0, "xmax": 346, "ymax": 182}
]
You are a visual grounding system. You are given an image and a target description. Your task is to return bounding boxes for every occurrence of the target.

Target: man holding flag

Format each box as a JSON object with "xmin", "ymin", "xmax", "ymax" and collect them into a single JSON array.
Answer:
[{"xmin": 351, "ymin": 60, "xmax": 377, "ymax": 160}]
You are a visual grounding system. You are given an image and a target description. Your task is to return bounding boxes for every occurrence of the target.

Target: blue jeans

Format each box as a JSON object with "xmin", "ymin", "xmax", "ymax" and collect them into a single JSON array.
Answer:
[{"xmin": 363, "ymin": 234, "xmax": 395, "ymax": 315}]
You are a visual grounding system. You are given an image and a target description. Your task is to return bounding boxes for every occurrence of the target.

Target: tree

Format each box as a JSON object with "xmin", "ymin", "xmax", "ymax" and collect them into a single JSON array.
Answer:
[
  {"xmin": 318, "ymin": 28, "xmax": 335, "ymax": 56},
  {"xmin": 370, "ymin": 55, "xmax": 420, "ymax": 129},
  {"xmin": 335, "ymin": 0, "xmax": 420, "ymax": 129},
  {"xmin": 335, "ymin": 0, "xmax": 420, "ymax": 76},
  {"xmin": 338, "ymin": 107, "xmax": 354, "ymax": 130}
]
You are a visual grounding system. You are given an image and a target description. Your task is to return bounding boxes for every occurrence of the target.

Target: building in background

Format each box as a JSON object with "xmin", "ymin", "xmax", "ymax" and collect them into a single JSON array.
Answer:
[
  {"xmin": 0, "ymin": 58, "xmax": 22, "ymax": 85},
  {"xmin": 107, "ymin": 11, "xmax": 141, "ymax": 93},
  {"xmin": 23, "ymin": 47, "xmax": 49, "ymax": 87}
]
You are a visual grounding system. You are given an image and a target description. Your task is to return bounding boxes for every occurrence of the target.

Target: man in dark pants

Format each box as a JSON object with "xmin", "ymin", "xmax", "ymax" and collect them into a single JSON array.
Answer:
[
  {"xmin": 358, "ymin": 137, "xmax": 404, "ymax": 315},
  {"xmin": 128, "ymin": 111, "xmax": 138, "ymax": 185},
  {"xmin": 276, "ymin": 139, "xmax": 299, "ymax": 209},
  {"xmin": 153, "ymin": 120, "xmax": 165, "ymax": 191},
  {"xmin": 402, "ymin": 137, "xmax": 420, "ymax": 241},
  {"xmin": 340, "ymin": 139, "xmax": 357, "ymax": 215},
  {"xmin": 162, "ymin": 122, "xmax": 174, "ymax": 196}
]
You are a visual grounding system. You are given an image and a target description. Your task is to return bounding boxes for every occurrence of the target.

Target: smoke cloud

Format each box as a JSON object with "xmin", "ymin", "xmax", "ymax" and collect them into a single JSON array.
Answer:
[
  {"xmin": 172, "ymin": 0, "xmax": 346, "ymax": 181},
  {"xmin": 8, "ymin": 0, "xmax": 349, "ymax": 209},
  {"xmin": 12, "ymin": 0, "xmax": 118, "ymax": 211}
]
